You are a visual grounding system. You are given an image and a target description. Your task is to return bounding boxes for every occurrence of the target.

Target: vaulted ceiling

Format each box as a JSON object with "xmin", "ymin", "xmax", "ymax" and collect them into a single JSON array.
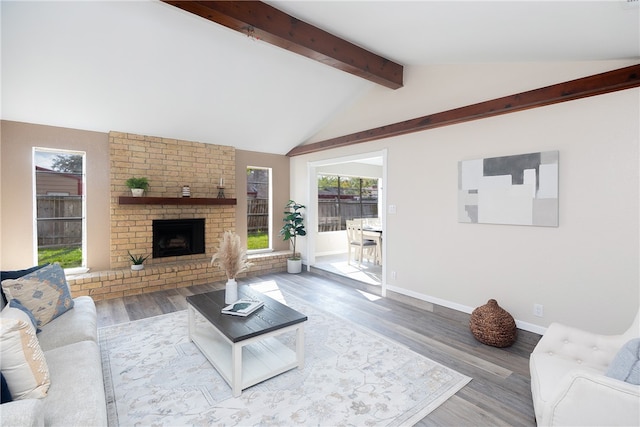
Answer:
[{"xmin": 2, "ymin": 1, "xmax": 638, "ymax": 155}]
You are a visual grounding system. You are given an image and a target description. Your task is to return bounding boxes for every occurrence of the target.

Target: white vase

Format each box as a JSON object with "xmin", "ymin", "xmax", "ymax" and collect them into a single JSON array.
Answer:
[
  {"xmin": 131, "ymin": 188, "xmax": 144, "ymax": 197},
  {"xmin": 131, "ymin": 264, "xmax": 144, "ymax": 271},
  {"xmin": 225, "ymin": 278, "xmax": 238, "ymax": 303}
]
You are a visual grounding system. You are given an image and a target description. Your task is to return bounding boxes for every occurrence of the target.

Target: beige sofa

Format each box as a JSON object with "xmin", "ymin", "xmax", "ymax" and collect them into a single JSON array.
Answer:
[
  {"xmin": 0, "ymin": 295, "xmax": 107, "ymax": 426},
  {"xmin": 529, "ymin": 310, "xmax": 640, "ymax": 426}
]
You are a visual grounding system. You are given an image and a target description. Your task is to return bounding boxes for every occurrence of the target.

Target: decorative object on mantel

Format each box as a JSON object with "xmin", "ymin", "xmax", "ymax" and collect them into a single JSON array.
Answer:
[
  {"xmin": 470, "ymin": 299, "xmax": 517, "ymax": 347},
  {"xmin": 127, "ymin": 251, "xmax": 149, "ymax": 271},
  {"xmin": 182, "ymin": 185, "xmax": 191, "ymax": 197},
  {"xmin": 210, "ymin": 231, "xmax": 253, "ymax": 303},
  {"xmin": 217, "ymin": 178, "xmax": 225, "ymax": 198},
  {"xmin": 280, "ymin": 200, "xmax": 306, "ymax": 274},
  {"xmin": 125, "ymin": 177, "xmax": 149, "ymax": 197}
]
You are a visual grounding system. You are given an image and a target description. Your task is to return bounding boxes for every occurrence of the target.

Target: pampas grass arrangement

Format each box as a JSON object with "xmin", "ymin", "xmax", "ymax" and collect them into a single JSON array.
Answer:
[{"xmin": 211, "ymin": 231, "xmax": 253, "ymax": 279}]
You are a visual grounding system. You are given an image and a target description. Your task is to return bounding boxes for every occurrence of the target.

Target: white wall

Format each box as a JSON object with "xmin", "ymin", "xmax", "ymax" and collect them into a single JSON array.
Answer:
[{"xmin": 290, "ymin": 61, "xmax": 639, "ymax": 334}]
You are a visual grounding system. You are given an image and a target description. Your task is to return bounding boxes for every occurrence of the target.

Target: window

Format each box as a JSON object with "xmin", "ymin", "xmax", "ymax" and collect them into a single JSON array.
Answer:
[
  {"xmin": 318, "ymin": 174, "xmax": 379, "ymax": 232},
  {"xmin": 246, "ymin": 167, "xmax": 271, "ymax": 251},
  {"xmin": 33, "ymin": 148, "xmax": 86, "ymax": 270}
]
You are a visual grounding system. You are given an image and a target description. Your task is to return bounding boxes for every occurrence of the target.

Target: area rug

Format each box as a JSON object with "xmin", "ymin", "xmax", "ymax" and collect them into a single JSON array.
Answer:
[{"xmin": 99, "ymin": 292, "xmax": 471, "ymax": 426}]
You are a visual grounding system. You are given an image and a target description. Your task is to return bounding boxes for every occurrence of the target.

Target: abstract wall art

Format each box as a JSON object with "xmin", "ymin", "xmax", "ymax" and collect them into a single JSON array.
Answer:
[{"xmin": 458, "ymin": 151, "xmax": 558, "ymax": 227}]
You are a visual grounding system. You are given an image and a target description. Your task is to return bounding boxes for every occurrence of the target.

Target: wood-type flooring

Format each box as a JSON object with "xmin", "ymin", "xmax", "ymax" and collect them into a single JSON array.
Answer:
[{"xmin": 95, "ymin": 270, "xmax": 540, "ymax": 426}]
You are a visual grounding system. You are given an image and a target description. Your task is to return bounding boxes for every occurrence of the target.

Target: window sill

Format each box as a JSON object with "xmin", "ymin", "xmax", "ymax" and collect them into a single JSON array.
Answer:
[{"xmin": 65, "ymin": 266, "xmax": 89, "ymax": 276}]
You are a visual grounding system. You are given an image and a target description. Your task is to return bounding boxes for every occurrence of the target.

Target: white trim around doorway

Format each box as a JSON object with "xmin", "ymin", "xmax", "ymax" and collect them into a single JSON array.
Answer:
[{"xmin": 306, "ymin": 149, "xmax": 387, "ymax": 296}]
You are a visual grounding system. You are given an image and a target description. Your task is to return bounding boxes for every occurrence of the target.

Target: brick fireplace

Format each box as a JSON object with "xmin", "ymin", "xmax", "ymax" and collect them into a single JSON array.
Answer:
[{"xmin": 109, "ymin": 131, "xmax": 235, "ymax": 269}]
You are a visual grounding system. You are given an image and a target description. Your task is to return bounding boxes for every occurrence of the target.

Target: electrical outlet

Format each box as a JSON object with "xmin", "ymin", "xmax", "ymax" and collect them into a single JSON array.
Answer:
[{"xmin": 533, "ymin": 304, "xmax": 544, "ymax": 318}]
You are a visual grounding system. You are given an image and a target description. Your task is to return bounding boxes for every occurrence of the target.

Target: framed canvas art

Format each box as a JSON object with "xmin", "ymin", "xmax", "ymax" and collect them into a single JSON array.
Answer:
[{"xmin": 458, "ymin": 151, "xmax": 558, "ymax": 227}]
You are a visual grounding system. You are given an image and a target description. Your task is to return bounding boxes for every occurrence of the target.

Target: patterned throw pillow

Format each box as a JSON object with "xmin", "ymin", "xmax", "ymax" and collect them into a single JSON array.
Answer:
[
  {"xmin": 1, "ymin": 263, "xmax": 74, "ymax": 328},
  {"xmin": 0, "ymin": 307, "xmax": 50, "ymax": 399},
  {"xmin": 0, "ymin": 264, "xmax": 50, "ymax": 306}
]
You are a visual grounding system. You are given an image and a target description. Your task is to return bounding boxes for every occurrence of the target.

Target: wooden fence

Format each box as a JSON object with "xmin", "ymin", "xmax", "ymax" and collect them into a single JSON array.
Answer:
[
  {"xmin": 247, "ymin": 198, "xmax": 269, "ymax": 234},
  {"xmin": 318, "ymin": 199, "xmax": 377, "ymax": 231},
  {"xmin": 247, "ymin": 198, "xmax": 378, "ymax": 233},
  {"xmin": 36, "ymin": 195, "xmax": 82, "ymax": 248}
]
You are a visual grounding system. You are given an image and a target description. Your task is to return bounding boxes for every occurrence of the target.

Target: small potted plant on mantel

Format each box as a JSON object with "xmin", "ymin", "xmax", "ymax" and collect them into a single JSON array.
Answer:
[
  {"xmin": 125, "ymin": 177, "xmax": 149, "ymax": 197},
  {"xmin": 280, "ymin": 200, "xmax": 306, "ymax": 274},
  {"xmin": 128, "ymin": 250, "xmax": 149, "ymax": 271}
]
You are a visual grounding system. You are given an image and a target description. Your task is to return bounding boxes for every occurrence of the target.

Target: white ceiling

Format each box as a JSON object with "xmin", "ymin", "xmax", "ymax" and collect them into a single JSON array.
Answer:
[{"xmin": 2, "ymin": 1, "xmax": 638, "ymax": 155}]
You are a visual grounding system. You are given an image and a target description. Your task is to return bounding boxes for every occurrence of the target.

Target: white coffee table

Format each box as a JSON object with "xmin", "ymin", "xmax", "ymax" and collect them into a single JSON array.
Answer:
[{"xmin": 186, "ymin": 288, "xmax": 307, "ymax": 397}]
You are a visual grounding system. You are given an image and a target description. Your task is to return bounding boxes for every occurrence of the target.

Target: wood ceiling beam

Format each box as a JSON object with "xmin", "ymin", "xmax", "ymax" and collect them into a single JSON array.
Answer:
[
  {"xmin": 162, "ymin": 1, "xmax": 403, "ymax": 89},
  {"xmin": 287, "ymin": 64, "xmax": 640, "ymax": 157}
]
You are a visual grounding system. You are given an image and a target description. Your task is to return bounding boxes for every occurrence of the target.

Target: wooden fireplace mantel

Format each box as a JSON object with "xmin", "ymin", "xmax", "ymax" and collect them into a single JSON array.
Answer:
[{"xmin": 118, "ymin": 197, "xmax": 237, "ymax": 206}]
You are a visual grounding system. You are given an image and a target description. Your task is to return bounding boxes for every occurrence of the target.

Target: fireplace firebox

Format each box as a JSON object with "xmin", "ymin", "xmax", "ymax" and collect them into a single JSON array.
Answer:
[{"xmin": 152, "ymin": 219, "xmax": 205, "ymax": 258}]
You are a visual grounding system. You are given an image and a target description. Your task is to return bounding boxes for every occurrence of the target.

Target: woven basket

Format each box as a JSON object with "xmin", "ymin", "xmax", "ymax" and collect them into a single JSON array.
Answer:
[{"xmin": 470, "ymin": 299, "xmax": 517, "ymax": 347}]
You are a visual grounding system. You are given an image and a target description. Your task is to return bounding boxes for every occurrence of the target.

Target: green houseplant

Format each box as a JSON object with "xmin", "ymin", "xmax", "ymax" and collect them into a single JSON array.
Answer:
[
  {"xmin": 280, "ymin": 200, "xmax": 306, "ymax": 273},
  {"xmin": 127, "ymin": 250, "xmax": 149, "ymax": 270},
  {"xmin": 125, "ymin": 177, "xmax": 149, "ymax": 197}
]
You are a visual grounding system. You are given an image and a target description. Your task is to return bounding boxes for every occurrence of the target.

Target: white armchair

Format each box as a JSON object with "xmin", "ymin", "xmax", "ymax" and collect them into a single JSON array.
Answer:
[{"xmin": 530, "ymin": 309, "xmax": 640, "ymax": 426}]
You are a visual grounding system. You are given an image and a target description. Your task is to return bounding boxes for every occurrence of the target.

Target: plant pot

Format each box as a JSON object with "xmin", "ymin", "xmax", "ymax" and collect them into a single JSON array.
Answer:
[
  {"xmin": 131, "ymin": 264, "xmax": 144, "ymax": 271},
  {"xmin": 131, "ymin": 188, "xmax": 145, "ymax": 197},
  {"xmin": 287, "ymin": 258, "xmax": 302, "ymax": 274},
  {"xmin": 225, "ymin": 278, "xmax": 238, "ymax": 303}
]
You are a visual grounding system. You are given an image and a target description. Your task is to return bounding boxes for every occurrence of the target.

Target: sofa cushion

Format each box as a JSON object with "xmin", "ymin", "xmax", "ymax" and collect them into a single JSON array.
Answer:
[
  {"xmin": 0, "ymin": 264, "xmax": 50, "ymax": 307},
  {"xmin": 0, "ymin": 307, "xmax": 50, "ymax": 399},
  {"xmin": 42, "ymin": 340, "xmax": 107, "ymax": 427},
  {"xmin": 605, "ymin": 338, "xmax": 640, "ymax": 385},
  {"xmin": 1, "ymin": 263, "xmax": 74, "ymax": 328},
  {"xmin": 36, "ymin": 296, "xmax": 98, "ymax": 352},
  {"xmin": 0, "ymin": 398, "xmax": 45, "ymax": 427}
]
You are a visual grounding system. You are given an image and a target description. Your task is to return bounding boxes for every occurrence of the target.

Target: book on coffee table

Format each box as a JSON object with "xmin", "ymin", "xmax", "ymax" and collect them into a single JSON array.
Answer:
[{"xmin": 221, "ymin": 299, "xmax": 264, "ymax": 317}]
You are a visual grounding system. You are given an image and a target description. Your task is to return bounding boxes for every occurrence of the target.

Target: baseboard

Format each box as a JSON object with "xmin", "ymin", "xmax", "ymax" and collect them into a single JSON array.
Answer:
[
  {"xmin": 385, "ymin": 284, "xmax": 547, "ymax": 335},
  {"xmin": 385, "ymin": 284, "xmax": 475, "ymax": 314},
  {"xmin": 514, "ymin": 320, "xmax": 547, "ymax": 336}
]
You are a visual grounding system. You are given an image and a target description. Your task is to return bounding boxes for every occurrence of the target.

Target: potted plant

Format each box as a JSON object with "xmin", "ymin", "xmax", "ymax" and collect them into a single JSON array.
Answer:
[
  {"xmin": 128, "ymin": 250, "xmax": 149, "ymax": 271},
  {"xmin": 280, "ymin": 200, "xmax": 306, "ymax": 273},
  {"xmin": 125, "ymin": 177, "xmax": 149, "ymax": 197},
  {"xmin": 211, "ymin": 231, "xmax": 253, "ymax": 303}
]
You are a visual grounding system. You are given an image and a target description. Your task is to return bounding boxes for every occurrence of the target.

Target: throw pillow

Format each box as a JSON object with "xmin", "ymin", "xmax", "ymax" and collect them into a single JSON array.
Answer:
[
  {"xmin": 8, "ymin": 299, "xmax": 39, "ymax": 331},
  {"xmin": 1, "ymin": 263, "xmax": 74, "ymax": 328},
  {"xmin": 605, "ymin": 338, "xmax": 640, "ymax": 385},
  {"xmin": 0, "ymin": 307, "xmax": 50, "ymax": 399},
  {"xmin": 1, "ymin": 372, "xmax": 13, "ymax": 403},
  {"xmin": 0, "ymin": 264, "xmax": 50, "ymax": 307}
]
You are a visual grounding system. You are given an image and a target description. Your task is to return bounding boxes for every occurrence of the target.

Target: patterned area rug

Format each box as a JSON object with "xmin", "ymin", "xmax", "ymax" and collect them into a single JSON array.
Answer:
[{"xmin": 99, "ymin": 290, "xmax": 471, "ymax": 426}]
